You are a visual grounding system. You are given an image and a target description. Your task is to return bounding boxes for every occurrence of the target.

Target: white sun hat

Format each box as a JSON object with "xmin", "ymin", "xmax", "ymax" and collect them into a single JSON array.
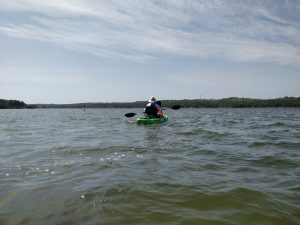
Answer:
[{"xmin": 148, "ymin": 96, "xmax": 156, "ymax": 102}]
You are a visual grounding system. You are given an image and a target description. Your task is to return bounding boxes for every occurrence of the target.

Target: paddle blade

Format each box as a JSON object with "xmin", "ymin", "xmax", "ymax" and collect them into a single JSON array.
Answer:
[
  {"xmin": 171, "ymin": 105, "xmax": 181, "ymax": 110},
  {"xmin": 124, "ymin": 113, "xmax": 136, "ymax": 117}
]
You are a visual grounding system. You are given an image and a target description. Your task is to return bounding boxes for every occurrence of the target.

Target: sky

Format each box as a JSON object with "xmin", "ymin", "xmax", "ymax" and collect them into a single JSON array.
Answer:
[{"xmin": 0, "ymin": 0, "xmax": 300, "ymax": 104}]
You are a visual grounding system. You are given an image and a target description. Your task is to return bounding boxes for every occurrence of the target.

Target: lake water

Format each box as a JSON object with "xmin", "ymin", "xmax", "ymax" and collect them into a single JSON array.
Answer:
[{"xmin": 0, "ymin": 108, "xmax": 299, "ymax": 225}]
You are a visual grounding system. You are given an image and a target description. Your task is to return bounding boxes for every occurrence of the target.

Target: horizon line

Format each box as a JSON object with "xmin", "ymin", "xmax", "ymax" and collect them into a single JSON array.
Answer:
[{"xmin": 29, "ymin": 96, "xmax": 299, "ymax": 105}]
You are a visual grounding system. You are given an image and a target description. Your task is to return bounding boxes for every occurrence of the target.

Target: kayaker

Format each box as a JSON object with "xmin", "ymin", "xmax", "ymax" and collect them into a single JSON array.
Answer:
[{"xmin": 144, "ymin": 96, "xmax": 163, "ymax": 118}]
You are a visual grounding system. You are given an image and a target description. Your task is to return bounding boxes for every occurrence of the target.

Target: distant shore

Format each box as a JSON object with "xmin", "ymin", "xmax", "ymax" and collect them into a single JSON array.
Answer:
[
  {"xmin": 0, "ymin": 99, "xmax": 34, "ymax": 109},
  {"xmin": 1, "ymin": 97, "xmax": 300, "ymax": 109}
]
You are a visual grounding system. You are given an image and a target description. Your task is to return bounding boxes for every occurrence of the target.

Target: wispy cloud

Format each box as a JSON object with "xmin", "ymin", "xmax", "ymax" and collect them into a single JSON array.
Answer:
[
  {"xmin": 0, "ymin": 0, "xmax": 299, "ymax": 64},
  {"xmin": 0, "ymin": 67, "xmax": 88, "ymax": 85}
]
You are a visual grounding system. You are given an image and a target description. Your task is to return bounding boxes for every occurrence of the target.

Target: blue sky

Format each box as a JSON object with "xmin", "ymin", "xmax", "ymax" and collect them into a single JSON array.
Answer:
[{"xmin": 0, "ymin": 0, "xmax": 299, "ymax": 104}]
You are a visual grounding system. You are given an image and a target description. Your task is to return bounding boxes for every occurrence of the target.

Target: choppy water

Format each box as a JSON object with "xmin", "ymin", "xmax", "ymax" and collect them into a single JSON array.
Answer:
[{"xmin": 0, "ymin": 108, "xmax": 299, "ymax": 225}]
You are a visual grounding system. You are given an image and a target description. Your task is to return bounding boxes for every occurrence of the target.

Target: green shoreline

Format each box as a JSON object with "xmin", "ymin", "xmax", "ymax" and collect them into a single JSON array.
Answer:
[{"xmin": 1, "ymin": 97, "xmax": 300, "ymax": 109}]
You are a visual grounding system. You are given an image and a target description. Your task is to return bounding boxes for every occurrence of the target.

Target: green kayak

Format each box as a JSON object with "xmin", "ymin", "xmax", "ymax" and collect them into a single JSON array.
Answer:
[{"xmin": 136, "ymin": 115, "xmax": 168, "ymax": 125}]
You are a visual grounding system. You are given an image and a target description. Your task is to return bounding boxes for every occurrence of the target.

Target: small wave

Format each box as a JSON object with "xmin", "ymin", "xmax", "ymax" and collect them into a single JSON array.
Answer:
[
  {"xmin": 248, "ymin": 155, "xmax": 299, "ymax": 168},
  {"xmin": 276, "ymin": 141, "xmax": 300, "ymax": 149},
  {"xmin": 272, "ymin": 121, "xmax": 288, "ymax": 126},
  {"xmin": 178, "ymin": 129, "xmax": 231, "ymax": 140},
  {"xmin": 57, "ymin": 146, "xmax": 135, "ymax": 156},
  {"xmin": 248, "ymin": 140, "xmax": 300, "ymax": 150},
  {"xmin": 249, "ymin": 121, "xmax": 290, "ymax": 130},
  {"xmin": 248, "ymin": 141, "xmax": 269, "ymax": 147}
]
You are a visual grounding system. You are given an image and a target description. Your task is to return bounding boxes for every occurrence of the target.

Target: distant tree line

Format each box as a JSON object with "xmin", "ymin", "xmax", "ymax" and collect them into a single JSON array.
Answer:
[
  {"xmin": 162, "ymin": 97, "xmax": 300, "ymax": 108},
  {"xmin": 31, "ymin": 101, "xmax": 145, "ymax": 109},
  {"xmin": 0, "ymin": 99, "xmax": 32, "ymax": 109},
  {"xmin": 31, "ymin": 97, "xmax": 300, "ymax": 108},
  {"xmin": 1, "ymin": 97, "xmax": 299, "ymax": 109}
]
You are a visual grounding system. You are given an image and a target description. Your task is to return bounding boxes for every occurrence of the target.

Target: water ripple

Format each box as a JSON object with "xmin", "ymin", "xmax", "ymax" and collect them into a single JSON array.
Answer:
[{"xmin": 0, "ymin": 108, "xmax": 299, "ymax": 225}]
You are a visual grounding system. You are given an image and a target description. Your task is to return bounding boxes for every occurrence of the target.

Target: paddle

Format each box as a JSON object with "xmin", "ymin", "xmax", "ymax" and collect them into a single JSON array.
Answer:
[
  {"xmin": 171, "ymin": 105, "xmax": 181, "ymax": 110},
  {"xmin": 124, "ymin": 113, "xmax": 136, "ymax": 118}
]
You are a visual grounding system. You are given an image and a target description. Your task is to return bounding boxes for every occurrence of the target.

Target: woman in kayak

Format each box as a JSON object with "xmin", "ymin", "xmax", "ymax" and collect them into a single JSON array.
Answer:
[{"xmin": 144, "ymin": 96, "xmax": 163, "ymax": 118}]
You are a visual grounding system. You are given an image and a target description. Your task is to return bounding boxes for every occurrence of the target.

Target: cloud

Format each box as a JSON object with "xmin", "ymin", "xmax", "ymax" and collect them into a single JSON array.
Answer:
[
  {"xmin": 0, "ymin": 0, "xmax": 300, "ymax": 65},
  {"xmin": 0, "ymin": 67, "xmax": 88, "ymax": 85}
]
